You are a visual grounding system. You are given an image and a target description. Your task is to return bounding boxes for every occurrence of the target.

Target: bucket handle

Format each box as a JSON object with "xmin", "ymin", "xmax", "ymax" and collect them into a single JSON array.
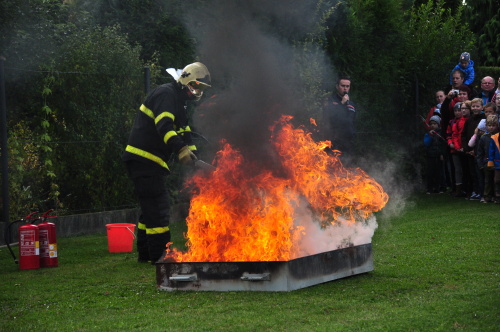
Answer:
[{"xmin": 126, "ymin": 226, "xmax": 136, "ymax": 239}]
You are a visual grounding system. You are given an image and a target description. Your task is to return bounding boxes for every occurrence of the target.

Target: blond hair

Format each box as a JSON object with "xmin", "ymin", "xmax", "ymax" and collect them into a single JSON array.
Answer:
[
  {"xmin": 461, "ymin": 100, "xmax": 472, "ymax": 108},
  {"xmin": 470, "ymin": 98, "xmax": 483, "ymax": 106},
  {"xmin": 486, "ymin": 114, "xmax": 499, "ymax": 126}
]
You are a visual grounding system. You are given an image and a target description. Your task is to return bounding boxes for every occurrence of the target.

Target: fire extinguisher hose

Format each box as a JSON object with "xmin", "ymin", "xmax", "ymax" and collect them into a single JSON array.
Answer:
[
  {"xmin": 5, "ymin": 219, "xmax": 24, "ymax": 264},
  {"xmin": 4, "ymin": 211, "xmax": 42, "ymax": 264}
]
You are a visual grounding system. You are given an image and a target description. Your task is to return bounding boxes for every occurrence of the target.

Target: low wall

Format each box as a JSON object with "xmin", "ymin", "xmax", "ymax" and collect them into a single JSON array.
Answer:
[{"xmin": 0, "ymin": 208, "xmax": 140, "ymax": 246}]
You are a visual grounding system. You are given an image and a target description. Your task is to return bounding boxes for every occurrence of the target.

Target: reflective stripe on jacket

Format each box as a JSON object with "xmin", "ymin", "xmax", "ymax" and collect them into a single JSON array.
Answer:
[{"xmin": 122, "ymin": 82, "xmax": 196, "ymax": 173}]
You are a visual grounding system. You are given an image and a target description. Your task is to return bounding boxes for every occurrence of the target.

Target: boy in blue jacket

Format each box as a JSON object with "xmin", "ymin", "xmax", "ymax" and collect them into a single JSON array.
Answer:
[
  {"xmin": 449, "ymin": 52, "xmax": 475, "ymax": 86},
  {"xmin": 487, "ymin": 115, "xmax": 500, "ymax": 204}
]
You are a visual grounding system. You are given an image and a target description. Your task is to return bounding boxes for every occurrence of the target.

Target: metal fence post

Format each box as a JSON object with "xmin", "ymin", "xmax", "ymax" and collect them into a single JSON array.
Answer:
[
  {"xmin": 144, "ymin": 66, "xmax": 150, "ymax": 94},
  {"xmin": 1, "ymin": 56, "xmax": 9, "ymax": 226}
]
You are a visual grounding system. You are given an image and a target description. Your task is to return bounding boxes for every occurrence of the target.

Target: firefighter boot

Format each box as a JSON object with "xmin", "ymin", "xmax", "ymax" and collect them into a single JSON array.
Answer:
[
  {"xmin": 148, "ymin": 231, "xmax": 171, "ymax": 265},
  {"xmin": 137, "ymin": 223, "xmax": 150, "ymax": 263}
]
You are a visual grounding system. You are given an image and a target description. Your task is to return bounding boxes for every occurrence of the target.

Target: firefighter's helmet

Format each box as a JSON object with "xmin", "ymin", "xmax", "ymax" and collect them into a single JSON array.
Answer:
[{"xmin": 177, "ymin": 62, "xmax": 211, "ymax": 100}]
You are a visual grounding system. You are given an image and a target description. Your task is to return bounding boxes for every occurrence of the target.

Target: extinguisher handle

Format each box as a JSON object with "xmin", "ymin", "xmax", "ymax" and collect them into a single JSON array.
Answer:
[
  {"xmin": 41, "ymin": 209, "xmax": 56, "ymax": 219},
  {"xmin": 25, "ymin": 211, "xmax": 40, "ymax": 220}
]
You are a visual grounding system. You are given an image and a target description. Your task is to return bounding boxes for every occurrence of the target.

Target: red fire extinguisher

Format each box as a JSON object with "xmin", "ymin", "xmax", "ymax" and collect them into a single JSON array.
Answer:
[
  {"xmin": 10, "ymin": 212, "xmax": 42, "ymax": 270},
  {"xmin": 38, "ymin": 209, "xmax": 58, "ymax": 268}
]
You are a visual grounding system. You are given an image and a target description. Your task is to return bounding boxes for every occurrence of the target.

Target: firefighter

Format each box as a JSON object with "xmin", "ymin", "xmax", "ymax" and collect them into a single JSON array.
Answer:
[{"xmin": 122, "ymin": 62, "xmax": 211, "ymax": 263}]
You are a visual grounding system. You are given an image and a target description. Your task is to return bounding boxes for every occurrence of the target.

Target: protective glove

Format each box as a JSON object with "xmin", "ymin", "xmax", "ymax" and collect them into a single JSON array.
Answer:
[{"xmin": 178, "ymin": 145, "xmax": 197, "ymax": 165}]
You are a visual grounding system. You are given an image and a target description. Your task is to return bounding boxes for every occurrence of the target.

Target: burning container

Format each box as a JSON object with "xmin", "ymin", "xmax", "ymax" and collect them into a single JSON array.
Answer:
[
  {"xmin": 156, "ymin": 116, "xmax": 388, "ymax": 291},
  {"xmin": 156, "ymin": 243, "xmax": 372, "ymax": 292}
]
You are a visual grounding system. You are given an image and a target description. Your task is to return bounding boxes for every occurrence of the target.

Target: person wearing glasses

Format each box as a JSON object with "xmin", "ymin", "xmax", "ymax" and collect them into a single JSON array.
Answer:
[{"xmin": 476, "ymin": 76, "xmax": 496, "ymax": 105}]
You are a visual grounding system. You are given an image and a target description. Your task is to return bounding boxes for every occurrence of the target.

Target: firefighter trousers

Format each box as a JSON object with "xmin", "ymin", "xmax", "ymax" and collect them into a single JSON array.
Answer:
[{"xmin": 131, "ymin": 175, "xmax": 171, "ymax": 263}]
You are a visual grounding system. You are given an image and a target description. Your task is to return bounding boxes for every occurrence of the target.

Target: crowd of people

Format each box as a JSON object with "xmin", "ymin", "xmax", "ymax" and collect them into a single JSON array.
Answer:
[{"xmin": 423, "ymin": 52, "xmax": 500, "ymax": 204}]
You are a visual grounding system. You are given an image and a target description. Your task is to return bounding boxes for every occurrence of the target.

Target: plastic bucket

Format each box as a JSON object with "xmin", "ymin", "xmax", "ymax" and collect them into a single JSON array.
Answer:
[{"xmin": 105, "ymin": 223, "xmax": 136, "ymax": 253}]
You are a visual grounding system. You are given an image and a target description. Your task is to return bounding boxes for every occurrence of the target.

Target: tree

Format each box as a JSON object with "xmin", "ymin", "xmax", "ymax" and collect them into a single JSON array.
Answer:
[
  {"xmin": 44, "ymin": 25, "xmax": 145, "ymax": 211},
  {"xmin": 401, "ymin": 0, "xmax": 475, "ymax": 107},
  {"xmin": 1, "ymin": 1, "xmax": 150, "ymax": 216},
  {"xmin": 464, "ymin": 0, "xmax": 500, "ymax": 66},
  {"xmin": 70, "ymin": 0, "xmax": 195, "ymax": 68}
]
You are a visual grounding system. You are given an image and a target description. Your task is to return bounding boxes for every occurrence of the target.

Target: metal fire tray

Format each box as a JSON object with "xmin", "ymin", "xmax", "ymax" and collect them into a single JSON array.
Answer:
[{"xmin": 156, "ymin": 243, "xmax": 373, "ymax": 292}]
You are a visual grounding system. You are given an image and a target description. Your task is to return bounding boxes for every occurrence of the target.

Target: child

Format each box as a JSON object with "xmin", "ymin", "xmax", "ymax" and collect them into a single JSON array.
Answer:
[
  {"xmin": 447, "ymin": 102, "xmax": 467, "ymax": 197},
  {"xmin": 495, "ymin": 93, "xmax": 500, "ymax": 115},
  {"xmin": 479, "ymin": 115, "xmax": 499, "ymax": 203},
  {"xmin": 424, "ymin": 115, "xmax": 446, "ymax": 194},
  {"xmin": 487, "ymin": 115, "xmax": 500, "ymax": 204},
  {"xmin": 484, "ymin": 102, "xmax": 496, "ymax": 118},
  {"xmin": 462, "ymin": 98, "xmax": 485, "ymax": 199},
  {"xmin": 449, "ymin": 52, "xmax": 475, "ymax": 86}
]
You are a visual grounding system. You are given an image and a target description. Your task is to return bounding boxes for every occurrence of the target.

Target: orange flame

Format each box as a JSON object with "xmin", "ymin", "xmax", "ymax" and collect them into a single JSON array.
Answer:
[{"xmin": 168, "ymin": 115, "xmax": 388, "ymax": 262}]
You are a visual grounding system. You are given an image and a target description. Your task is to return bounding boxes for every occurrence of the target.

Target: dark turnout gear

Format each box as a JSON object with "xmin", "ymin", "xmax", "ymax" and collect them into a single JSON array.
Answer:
[
  {"xmin": 123, "ymin": 82, "xmax": 198, "ymax": 173},
  {"xmin": 123, "ymin": 63, "xmax": 211, "ymax": 263},
  {"xmin": 129, "ymin": 168, "xmax": 171, "ymax": 263}
]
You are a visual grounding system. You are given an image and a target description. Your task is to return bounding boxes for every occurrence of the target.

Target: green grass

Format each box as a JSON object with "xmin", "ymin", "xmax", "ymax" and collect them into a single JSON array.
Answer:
[{"xmin": 1, "ymin": 194, "xmax": 499, "ymax": 331}]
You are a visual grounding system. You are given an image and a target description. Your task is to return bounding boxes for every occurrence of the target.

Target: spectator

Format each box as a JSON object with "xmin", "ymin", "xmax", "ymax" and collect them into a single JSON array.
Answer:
[
  {"xmin": 493, "ymin": 78, "xmax": 499, "ymax": 104},
  {"xmin": 424, "ymin": 115, "xmax": 446, "ymax": 194},
  {"xmin": 440, "ymin": 83, "xmax": 471, "ymax": 138},
  {"xmin": 322, "ymin": 76, "xmax": 356, "ymax": 154},
  {"xmin": 478, "ymin": 115, "xmax": 499, "ymax": 203},
  {"xmin": 495, "ymin": 92, "xmax": 500, "ymax": 115},
  {"xmin": 484, "ymin": 102, "xmax": 496, "ymax": 118},
  {"xmin": 449, "ymin": 52, "xmax": 475, "ymax": 86},
  {"xmin": 447, "ymin": 102, "xmax": 467, "ymax": 197},
  {"xmin": 476, "ymin": 76, "xmax": 496, "ymax": 105},
  {"xmin": 487, "ymin": 117, "xmax": 500, "ymax": 204},
  {"xmin": 469, "ymin": 119, "xmax": 487, "ymax": 201},
  {"xmin": 461, "ymin": 98, "xmax": 486, "ymax": 200},
  {"xmin": 425, "ymin": 90, "xmax": 446, "ymax": 126},
  {"xmin": 445, "ymin": 69, "xmax": 465, "ymax": 95}
]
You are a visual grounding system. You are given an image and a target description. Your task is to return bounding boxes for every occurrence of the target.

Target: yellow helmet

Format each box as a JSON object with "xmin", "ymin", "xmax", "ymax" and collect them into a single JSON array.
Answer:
[{"xmin": 177, "ymin": 62, "xmax": 211, "ymax": 100}]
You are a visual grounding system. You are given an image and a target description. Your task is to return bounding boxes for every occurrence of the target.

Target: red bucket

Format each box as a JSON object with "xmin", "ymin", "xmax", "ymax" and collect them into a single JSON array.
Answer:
[{"xmin": 105, "ymin": 223, "xmax": 136, "ymax": 253}]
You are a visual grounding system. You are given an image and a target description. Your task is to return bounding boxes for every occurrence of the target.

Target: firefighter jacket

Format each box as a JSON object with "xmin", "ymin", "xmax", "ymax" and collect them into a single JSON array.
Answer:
[{"xmin": 122, "ymin": 82, "xmax": 197, "ymax": 176}]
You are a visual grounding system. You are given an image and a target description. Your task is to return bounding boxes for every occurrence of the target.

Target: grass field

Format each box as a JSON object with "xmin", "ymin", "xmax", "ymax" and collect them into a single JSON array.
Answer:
[{"xmin": 1, "ymin": 194, "xmax": 499, "ymax": 331}]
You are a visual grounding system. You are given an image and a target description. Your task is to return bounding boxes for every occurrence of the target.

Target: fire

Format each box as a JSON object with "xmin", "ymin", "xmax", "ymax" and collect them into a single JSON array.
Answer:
[{"xmin": 167, "ymin": 115, "xmax": 388, "ymax": 262}]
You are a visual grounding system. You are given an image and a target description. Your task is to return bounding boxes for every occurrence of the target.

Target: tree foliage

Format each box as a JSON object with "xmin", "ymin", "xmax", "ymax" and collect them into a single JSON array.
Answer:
[
  {"xmin": 43, "ymin": 25, "xmax": 145, "ymax": 212},
  {"xmin": 1, "ymin": 1, "xmax": 151, "ymax": 216},
  {"xmin": 401, "ymin": 1, "xmax": 476, "ymax": 95},
  {"xmin": 69, "ymin": 0, "xmax": 194, "ymax": 68},
  {"xmin": 464, "ymin": 0, "xmax": 500, "ymax": 66}
]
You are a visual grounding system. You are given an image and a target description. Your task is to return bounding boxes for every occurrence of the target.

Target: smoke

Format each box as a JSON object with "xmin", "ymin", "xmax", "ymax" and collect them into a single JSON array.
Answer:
[
  {"xmin": 297, "ymin": 216, "xmax": 378, "ymax": 257},
  {"xmin": 180, "ymin": 1, "xmax": 410, "ymax": 253},
  {"xmin": 355, "ymin": 153, "xmax": 416, "ymax": 219},
  {"xmin": 184, "ymin": 0, "xmax": 326, "ymax": 165},
  {"xmin": 292, "ymin": 196, "xmax": 378, "ymax": 257}
]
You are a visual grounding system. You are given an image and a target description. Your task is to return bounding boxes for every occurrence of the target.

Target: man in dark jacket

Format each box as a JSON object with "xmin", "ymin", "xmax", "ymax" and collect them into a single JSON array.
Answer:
[
  {"xmin": 122, "ymin": 62, "xmax": 211, "ymax": 263},
  {"xmin": 322, "ymin": 77, "xmax": 356, "ymax": 154},
  {"xmin": 476, "ymin": 76, "xmax": 496, "ymax": 105}
]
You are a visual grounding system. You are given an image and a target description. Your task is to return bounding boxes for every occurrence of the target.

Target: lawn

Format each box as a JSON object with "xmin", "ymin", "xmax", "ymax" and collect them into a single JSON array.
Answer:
[{"xmin": 1, "ymin": 194, "xmax": 499, "ymax": 331}]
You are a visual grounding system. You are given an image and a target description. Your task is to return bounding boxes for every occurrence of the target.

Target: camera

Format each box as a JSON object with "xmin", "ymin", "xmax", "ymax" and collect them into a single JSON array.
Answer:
[{"xmin": 452, "ymin": 89, "xmax": 459, "ymax": 96}]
